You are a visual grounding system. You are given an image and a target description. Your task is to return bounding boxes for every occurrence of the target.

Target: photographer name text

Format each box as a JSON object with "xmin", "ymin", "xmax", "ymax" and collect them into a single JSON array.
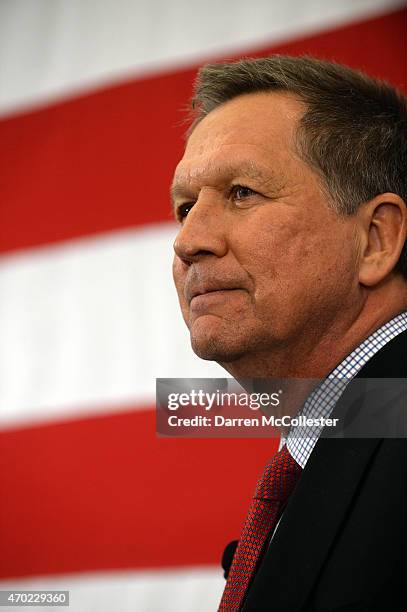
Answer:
[{"xmin": 167, "ymin": 415, "xmax": 339, "ymax": 428}]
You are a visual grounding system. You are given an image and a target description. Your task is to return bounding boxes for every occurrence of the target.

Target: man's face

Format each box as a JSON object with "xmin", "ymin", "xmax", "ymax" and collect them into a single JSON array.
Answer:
[{"xmin": 171, "ymin": 92, "xmax": 360, "ymax": 375}]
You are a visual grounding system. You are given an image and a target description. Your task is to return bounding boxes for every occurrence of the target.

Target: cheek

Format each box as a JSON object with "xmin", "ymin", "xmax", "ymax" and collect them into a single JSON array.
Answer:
[
  {"xmin": 243, "ymin": 221, "xmax": 355, "ymax": 309},
  {"xmin": 238, "ymin": 222, "xmax": 303, "ymax": 285}
]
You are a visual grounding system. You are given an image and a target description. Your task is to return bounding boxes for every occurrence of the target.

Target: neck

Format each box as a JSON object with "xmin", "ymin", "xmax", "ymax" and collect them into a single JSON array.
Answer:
[{"xmin": 220, "ymin": 283, "xmax": 407, "ymax": 380}]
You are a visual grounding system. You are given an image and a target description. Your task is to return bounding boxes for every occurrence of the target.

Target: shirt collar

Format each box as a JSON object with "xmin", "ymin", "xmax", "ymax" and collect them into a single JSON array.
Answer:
[{"xmin": 281, "ymin": 311, "xmax": 407, "ymax": 468}]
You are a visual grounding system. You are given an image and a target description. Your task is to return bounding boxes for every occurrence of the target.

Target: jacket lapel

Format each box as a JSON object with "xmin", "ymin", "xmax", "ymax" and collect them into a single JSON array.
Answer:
[
  {"xmin": 242, "ymin": 436, "xmax": 381, "ymax": 611},
  {"xmin": 242, "ymin": 329, "xmax": 407, "ymax": 611}
]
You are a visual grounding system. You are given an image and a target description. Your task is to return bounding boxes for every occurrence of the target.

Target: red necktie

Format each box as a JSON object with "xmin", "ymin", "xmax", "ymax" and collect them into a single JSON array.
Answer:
[{"xmin": 218, "ymin": 445, "xmax": 302, "ymax": 611}]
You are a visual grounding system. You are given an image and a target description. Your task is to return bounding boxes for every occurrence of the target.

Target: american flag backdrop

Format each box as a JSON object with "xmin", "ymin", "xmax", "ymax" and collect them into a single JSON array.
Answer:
[{"xmin": 0, "ymin": 1, "xmax": 406, "ymax": 610}]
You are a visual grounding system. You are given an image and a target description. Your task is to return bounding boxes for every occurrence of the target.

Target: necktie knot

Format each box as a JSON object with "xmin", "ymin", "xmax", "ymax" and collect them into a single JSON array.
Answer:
[{"xmin": 255, "ymin": 444, "xmax": 302, "ymax": 502}]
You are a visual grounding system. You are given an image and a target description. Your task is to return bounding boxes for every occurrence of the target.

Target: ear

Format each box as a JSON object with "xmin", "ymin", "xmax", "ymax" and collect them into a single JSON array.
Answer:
[{"xmin": 357, "ymin": 193, "xmax": 407, "ymax": 287}]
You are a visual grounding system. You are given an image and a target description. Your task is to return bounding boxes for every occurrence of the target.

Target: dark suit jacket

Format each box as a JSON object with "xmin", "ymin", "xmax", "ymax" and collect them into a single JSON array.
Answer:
[{"xmin": 223, "ymin": 330, "xmax": 407, "ymax": 611}]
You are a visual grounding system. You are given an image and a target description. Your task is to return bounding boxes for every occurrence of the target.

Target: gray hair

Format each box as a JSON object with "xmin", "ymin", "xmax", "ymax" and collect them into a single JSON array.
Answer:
[{"xmin": 189, "ymin": 56, "xmax": 407, "ymax": 277}]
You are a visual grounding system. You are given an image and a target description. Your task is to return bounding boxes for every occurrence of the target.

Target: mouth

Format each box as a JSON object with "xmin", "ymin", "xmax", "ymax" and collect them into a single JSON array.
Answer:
[
  {"xmin": 186, "ymin": 279, "xmax": 244, "ymax": 302},
  {"xmin": 189, "ymin": 284, "xmax": 238, "ymax": 302},
  {"xmin": 189, "ymin": 288, "xmax": 242, "ymax": 309}
]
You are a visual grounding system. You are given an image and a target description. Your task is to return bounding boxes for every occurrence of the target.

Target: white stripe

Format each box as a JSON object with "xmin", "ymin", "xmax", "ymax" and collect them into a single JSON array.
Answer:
[
  {"xmin": 0, "ymin": 225, "xmax": 224, "ymax": 428},
  {"xmin": 0, "ymin": 567, "xmax": 224, "ymax": 612},
  {"xmin": 0, "ymin": 0, "xmax": 403, "ymax": 117}
]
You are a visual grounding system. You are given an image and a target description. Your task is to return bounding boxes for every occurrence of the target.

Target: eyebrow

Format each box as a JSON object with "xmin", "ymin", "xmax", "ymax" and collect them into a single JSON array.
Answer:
[{"xmin": 170, "ymin": 160, "xmax": 275, "ymax": 211}]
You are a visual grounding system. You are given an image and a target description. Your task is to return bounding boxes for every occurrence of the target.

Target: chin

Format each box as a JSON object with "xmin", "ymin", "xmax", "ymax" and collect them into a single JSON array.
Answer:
[
  {"xmin": 190, "ymin": 331, "xmax": 246, "ymax": 363},
  {"xmin": 188, "ymin": 314, "xmax": 261, "ymax": 363}
]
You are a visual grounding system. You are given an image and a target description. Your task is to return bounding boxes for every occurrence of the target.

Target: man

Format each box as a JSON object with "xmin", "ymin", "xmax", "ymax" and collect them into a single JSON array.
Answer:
[{"xmin": 171, "ymin": 56, "xmax": 407, "ymax": 611}]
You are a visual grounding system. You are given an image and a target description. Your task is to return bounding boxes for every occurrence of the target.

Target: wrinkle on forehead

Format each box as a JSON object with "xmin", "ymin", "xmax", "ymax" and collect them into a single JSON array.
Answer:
[{"xmin": 171, "ymin": 155, "xmax": 286, "ymax": 203}]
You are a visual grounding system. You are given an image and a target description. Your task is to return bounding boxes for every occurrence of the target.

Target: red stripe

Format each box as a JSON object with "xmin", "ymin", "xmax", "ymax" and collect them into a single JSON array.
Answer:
[
  {"xmin": 0, "ymin": 408, "xmax": 278, "ymax": 578},
  {"xmin": 0, "ymin": 7, "xmax": 406, "ymax": 253}
]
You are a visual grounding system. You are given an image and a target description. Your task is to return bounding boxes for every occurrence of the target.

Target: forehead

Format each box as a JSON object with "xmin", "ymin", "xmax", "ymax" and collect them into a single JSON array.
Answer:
[{"xmin": 173, "ymin": 91, "xmax": 305, "ymax": 187}]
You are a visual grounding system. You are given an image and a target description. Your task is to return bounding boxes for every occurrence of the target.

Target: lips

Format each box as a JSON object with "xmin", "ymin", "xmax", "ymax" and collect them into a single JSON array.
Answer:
[{"xmin": 186, "ymin": 282, "xmax": 242, "ymax": 304}]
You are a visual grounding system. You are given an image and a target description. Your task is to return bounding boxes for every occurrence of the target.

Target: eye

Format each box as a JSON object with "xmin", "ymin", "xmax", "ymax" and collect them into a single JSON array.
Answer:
[
  {"xmin": 230, "ymin": 185, "xmax": 258, "ymax": 200},
  {"xmin": 176, "ymin": 202, "xmax": 194, "ymax": 222}
]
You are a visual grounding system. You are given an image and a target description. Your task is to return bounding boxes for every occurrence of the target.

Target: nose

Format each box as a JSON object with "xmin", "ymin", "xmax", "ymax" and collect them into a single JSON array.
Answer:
[{"xmin": 173, "ymin": 194, "xmax": 228, "ymax": 264}]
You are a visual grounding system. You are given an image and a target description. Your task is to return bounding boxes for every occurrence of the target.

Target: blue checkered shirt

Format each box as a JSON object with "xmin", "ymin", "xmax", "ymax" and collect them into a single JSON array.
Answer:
[{"xmin": 280, "ymin": 312, "xmax": 407, "ymax": 468}]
